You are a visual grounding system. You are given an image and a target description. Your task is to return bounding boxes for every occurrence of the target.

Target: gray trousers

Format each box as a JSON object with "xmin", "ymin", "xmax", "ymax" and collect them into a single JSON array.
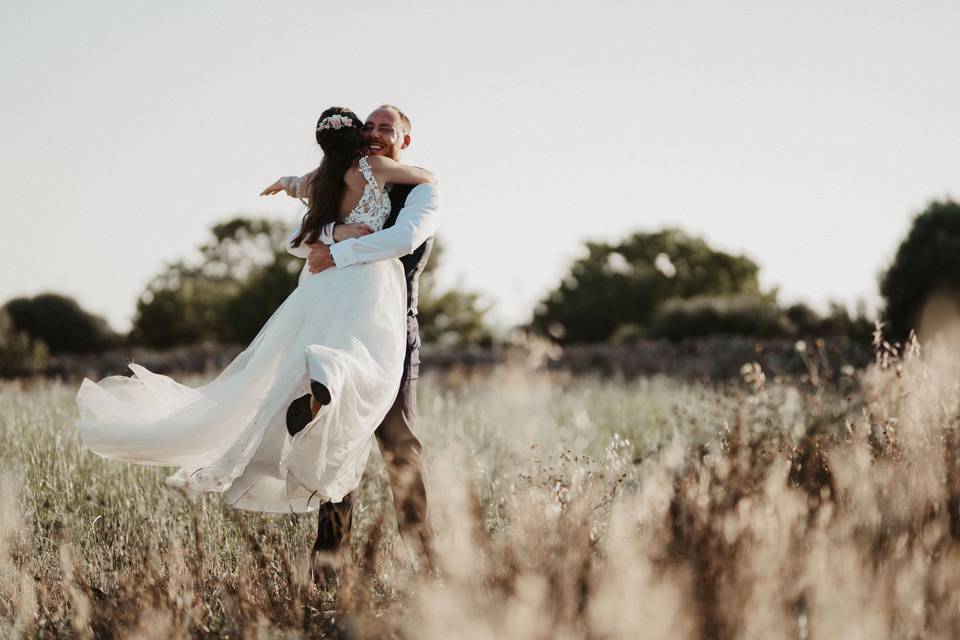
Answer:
[{"xmin": 313, "ymin": 314, "xmax": 430, "ymax": 558}]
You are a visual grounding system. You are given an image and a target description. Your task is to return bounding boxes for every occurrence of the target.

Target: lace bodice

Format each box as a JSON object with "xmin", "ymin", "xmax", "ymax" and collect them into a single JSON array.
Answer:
[{"xmin": 343, "ymin": 157, "xmax": 391, "ymax": 231}]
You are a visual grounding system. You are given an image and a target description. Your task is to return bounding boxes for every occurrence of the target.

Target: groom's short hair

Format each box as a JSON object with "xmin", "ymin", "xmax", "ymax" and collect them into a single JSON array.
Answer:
[{"xmin": 378, "ymin": 104, "xmax": 411, "ymax": 135}]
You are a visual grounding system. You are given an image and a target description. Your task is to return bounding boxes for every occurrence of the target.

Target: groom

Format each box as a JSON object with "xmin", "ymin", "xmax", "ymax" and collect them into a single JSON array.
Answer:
[{"xmin": 301, "ymin": 105, "xmax": 438, "ymax": 566}]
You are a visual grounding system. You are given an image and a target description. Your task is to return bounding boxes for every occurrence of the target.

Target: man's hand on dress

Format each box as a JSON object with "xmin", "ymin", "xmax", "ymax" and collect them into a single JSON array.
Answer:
[
  {"xmin": 306, "ymin": 243, "xmax": 335, "ymax": 273},
  {"xmin": 333, "ymin": 223, "xmax": 374, "ymax": 241}
]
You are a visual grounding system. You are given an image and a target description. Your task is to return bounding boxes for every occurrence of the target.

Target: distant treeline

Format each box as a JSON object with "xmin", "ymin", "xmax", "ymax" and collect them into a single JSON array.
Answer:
[
  {"xmin": 0, "ymin": 218, "xmax": 490, "ymax": 376},
  {"xmin": 529, "ymin": 229, "xmax": 874, "ymax": 345},
  {"xmin": 2, "ymin": 200, "xmax": 958, "ymax": 377},
  {"xmin": 529, "ymin": 199, "xmax": 960, "ymax": 347}
]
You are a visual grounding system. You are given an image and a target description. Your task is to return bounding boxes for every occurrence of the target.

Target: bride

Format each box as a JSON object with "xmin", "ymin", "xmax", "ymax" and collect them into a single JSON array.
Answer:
[{"xmin": 75, "ymin": 107, "xmax": 435, "ymax": 513}]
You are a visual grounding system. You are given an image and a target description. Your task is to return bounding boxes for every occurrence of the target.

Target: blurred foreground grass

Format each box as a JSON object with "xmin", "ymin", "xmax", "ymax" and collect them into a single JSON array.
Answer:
[{"xmin": 1, "ymin": 346, "xmax": 959, "ymax": 638}]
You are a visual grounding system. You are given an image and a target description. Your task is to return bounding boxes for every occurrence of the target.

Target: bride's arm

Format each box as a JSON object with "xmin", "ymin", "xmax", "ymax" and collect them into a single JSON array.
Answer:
[
  {"xmin": 261, "ymin": 170, "xmax": 316, "ymax": 202},
  {"xmin": 261, "ymin": 170, "xmax": 339, "ymax": 257},
  {"xmin": 365, "ymin": 156, "xmax": 437, "ymax": 186}
]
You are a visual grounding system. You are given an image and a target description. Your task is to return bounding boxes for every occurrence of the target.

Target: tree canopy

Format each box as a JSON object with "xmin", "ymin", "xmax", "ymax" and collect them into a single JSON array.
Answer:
[
  {"xmin": 531, "ymin": 229, "xmax": 763, "ymax": 343},
  {"xmin": 130, "ymin": 218, "xmax": 301, "ymax": 347},
  {"xmin": 131, "ymin": 216, "xmax": 491, "ymax": 348},
  {"xmin": 416, "ymin": 242, "xmax": 492, "ymax": 347},
  {"xmin": 4, "ymin": 293, "xmax": 118, "ymax": 354},
  {"xmin": 880, "ymin": 199, "xmax": 960, "ymax": 343}
]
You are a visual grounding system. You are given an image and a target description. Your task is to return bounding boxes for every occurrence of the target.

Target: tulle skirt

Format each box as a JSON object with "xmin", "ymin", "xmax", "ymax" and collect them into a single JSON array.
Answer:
[{"xmin": 75, "ymin": 260, "xmax": 407, "ymax": 512}]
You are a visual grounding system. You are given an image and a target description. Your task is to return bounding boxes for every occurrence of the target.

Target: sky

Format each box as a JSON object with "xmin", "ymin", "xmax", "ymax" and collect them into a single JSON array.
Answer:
[{"xmin": 1, "ymin": 0, "xmax": 958, "ymax": 332}]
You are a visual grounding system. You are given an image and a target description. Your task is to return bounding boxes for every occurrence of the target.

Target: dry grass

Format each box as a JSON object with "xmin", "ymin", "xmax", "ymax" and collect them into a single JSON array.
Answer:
[{"xmin": 2, "ymin": 339, "xmax": 960, "ymax": 638}]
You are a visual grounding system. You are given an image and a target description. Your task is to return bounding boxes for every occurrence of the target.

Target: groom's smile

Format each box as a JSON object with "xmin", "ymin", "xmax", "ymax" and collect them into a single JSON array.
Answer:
[{"xmin": 362, "ymin": 106, "xmax": 411, "ymax": 161}]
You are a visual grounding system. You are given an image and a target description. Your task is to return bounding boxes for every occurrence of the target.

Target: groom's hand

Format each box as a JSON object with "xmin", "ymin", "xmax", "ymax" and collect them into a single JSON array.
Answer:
[{"xmin": 306, "ymin": 243, "xmax": 335, "ymax": 273}]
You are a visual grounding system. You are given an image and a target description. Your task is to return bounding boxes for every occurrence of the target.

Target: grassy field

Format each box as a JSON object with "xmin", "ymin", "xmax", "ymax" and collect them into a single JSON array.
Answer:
[{"xmin": 2, "ymin": 342, "xmax": 960, "ymax": 638}]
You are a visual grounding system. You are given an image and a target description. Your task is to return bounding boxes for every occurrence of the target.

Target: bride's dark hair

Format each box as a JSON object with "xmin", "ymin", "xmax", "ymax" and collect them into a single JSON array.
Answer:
[{"xmin": 290, "ymin": 107, "xmax": 365, "ymax": 248}]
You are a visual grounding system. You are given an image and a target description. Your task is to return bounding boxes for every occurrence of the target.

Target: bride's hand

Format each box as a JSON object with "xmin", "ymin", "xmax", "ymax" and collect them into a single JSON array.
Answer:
[
  {"xmin": 333, "ymin": 223, "xmax": 374, "ymax": 241},
  {"xmin": 260, "ymin": 179, "xmax": 285, "ymax": 196}
]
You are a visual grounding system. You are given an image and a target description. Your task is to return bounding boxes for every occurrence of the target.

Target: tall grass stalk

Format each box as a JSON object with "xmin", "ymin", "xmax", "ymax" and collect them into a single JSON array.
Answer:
[{"xmin": 1, "ymin": 343, "xmax": 959, "ymax": 638}]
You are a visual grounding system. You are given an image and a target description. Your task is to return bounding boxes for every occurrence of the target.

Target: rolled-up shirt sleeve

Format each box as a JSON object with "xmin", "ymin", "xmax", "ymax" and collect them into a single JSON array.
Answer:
[{"xmin": 329, "ymin": 183, "xmax": 440, "ymax": 268}]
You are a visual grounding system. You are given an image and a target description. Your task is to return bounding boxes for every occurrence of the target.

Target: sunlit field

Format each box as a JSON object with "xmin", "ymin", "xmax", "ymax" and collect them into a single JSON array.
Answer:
[{"xmin": 2, "ymin": 341, "xmax": 960, "ymax": 639}]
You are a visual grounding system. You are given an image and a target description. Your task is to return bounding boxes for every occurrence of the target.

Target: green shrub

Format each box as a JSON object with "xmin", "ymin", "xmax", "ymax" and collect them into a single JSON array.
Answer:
[
  {"xmin": 647, "ymin": 295, "xmax": 793, "ymax": 342},
  {"xmin": 787, "ymin": 302, "xmax": 873, "ymax": 344}
]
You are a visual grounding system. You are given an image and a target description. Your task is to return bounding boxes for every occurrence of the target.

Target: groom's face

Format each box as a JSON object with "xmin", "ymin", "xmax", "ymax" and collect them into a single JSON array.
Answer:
[{"xmin": 363, "ymin": 108, "xmax": 410, "ymax": 161}]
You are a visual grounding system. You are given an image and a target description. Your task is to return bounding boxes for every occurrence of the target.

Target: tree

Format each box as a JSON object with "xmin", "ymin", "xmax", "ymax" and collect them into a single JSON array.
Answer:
[
  {"xmin": 401, "ymin": 239, "xmax": 492, "ymax": 347},
  {"xmin": 130, "ymin": 218, "xmax": 300, "ymax": 347},
  {"xmin": 4, "ymin": 293, "xmax": 118, "ymax": 354},
  {"xmin": 217, "ymin": 255, "xmax": 301, "ymax": 344},
  {"xmin": 531, "ymin": 229, "xmax": 763, "ymax": 343},
  {"xmin": 131, "ymin": 216, "xmax": 492, "ymax": 348},
  {"xmin": 206, "ymin": 219, "xmax": 301, "ymax": 344},
  {"xmin": 880, "ymin": 200, "xmax": 960, "ymax": 343}
]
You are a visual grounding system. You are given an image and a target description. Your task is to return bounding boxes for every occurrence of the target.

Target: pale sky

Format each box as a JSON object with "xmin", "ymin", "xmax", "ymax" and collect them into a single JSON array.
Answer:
[{"xmin": 2, "ymin": 1, "xmax": 958, "ymax": 332}]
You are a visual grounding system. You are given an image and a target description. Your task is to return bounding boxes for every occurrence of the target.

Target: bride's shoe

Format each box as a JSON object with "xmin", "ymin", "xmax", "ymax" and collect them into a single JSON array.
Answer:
[
  {"xmin": 286, "ymin": 381, "xmax": 332, "ymax": 436},
  {"xmin": 285, "ymin": 395, "xmax": 312, "ymax": 436},
  {"xmin": 311, "ymin": 380, "xmax": 332, "ymax": 406}
]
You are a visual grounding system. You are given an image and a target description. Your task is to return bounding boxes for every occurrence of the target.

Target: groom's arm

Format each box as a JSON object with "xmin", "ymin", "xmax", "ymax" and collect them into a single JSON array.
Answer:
[{"xmin": 312, "ymin": 183, "xmax": 440, "ymax": 271}]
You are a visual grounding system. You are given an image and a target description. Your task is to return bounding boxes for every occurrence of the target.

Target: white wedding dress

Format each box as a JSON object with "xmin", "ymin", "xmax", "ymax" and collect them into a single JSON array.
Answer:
[{"xmin": 75, "ymin": 157, "xmax": 406, "ymax": 512}]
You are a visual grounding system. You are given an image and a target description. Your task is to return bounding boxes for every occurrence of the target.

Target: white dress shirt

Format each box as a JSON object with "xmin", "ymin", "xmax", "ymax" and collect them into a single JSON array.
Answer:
[{"xmin": 284, "ymin": 180, "xmax": 440, "ymax": 267}]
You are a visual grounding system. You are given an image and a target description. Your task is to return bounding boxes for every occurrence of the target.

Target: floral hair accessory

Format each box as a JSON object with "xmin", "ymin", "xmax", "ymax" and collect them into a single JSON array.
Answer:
[{"xmin": 316, "ymin": 114, "xmax": 355, "ymax": 132}]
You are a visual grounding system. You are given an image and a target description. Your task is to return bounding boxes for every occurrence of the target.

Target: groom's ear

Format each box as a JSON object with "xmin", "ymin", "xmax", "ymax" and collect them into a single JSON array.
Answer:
[{"xmin": 401, "ymin": 133, "xmax": 411, "ymax": 150}]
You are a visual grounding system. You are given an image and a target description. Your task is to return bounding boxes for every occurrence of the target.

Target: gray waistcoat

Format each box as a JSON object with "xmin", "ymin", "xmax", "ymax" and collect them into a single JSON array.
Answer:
[{"xmin": 384, "ymin": 184, "xmax": 434, "ymax": 316}]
